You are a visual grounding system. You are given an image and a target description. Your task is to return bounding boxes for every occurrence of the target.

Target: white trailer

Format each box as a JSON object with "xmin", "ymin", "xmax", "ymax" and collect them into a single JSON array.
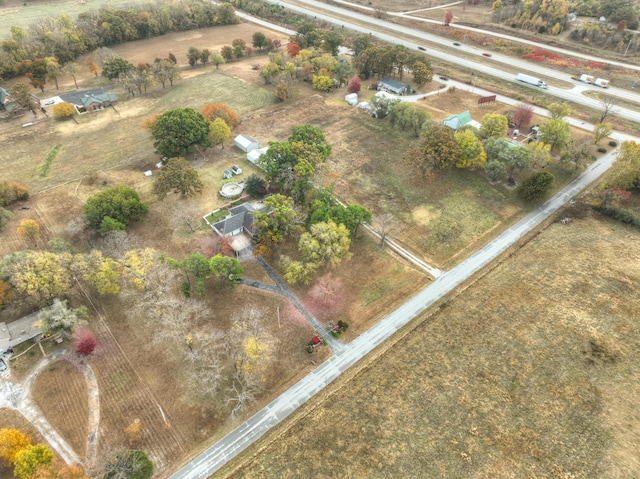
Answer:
[
  {"xmin": 594, "ymin": 78, "xmax": 609, "ymax": 88},
  {"xmin": 571, "ymin": 74, "xmax": 594, "ymax": 84},
  {"xmin": 516, "ymin": 73, "xmax": 549, "ymax": 89}
]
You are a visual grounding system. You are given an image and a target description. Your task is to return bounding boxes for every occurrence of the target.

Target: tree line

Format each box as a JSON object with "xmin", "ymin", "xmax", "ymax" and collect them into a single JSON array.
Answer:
[{"xmin": 0, "ymin": 0, "xmax": 239, "ymax": 82}]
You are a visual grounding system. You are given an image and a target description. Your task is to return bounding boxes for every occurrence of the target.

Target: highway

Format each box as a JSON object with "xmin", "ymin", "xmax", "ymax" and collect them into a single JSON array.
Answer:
[{"xmin": 263, "ymin": 0, "xmax": 640, "ymax": 123}]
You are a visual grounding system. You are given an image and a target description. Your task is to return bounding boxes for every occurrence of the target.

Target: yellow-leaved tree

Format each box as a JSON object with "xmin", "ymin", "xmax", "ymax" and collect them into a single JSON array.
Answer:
[{"xmin": 0, "ymin": 428, "xmax": 31, "ymax": 465}]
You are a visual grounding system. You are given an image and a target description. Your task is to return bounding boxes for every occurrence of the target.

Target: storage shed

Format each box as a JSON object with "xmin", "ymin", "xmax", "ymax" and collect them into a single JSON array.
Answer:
[
  {"xmin": 345, "ymin": 93, "xmax": 358, "ymax": 105},
  {"xmin": 247, "ymin": 146, "xmax": 269, "ymax": 165},
  {"xmin": 234, "ymin": 134, "xmax": 259, "ymax": 153}
]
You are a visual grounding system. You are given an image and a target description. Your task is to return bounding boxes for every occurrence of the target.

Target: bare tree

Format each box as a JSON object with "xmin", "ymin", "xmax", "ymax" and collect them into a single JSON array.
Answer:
[
  {"xmin": 170, "ymin": 200, "xmax": 202, "ymax": 234},
  {"xmin": 98, "ymin": 231, "xmax": 142, "ymax": 259},
  {"xmin": 375, "ymin": 213, "xmax": 396, "ymax": 246},
  {"xmin": 599, "ymin": 97, "xmax": 615, "ymax": 123},
  {"xmin": 226, "ymin": 370, "xmax": 260, "ymax": 418},
  {"xmin": 184, "ymin": 330, "xmax": 227, "ymax": 398}
]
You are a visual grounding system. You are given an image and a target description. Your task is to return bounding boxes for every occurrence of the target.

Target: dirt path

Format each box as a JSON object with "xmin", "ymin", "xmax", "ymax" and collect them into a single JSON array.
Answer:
[{"xmin": 0, "ymin": 350, "xmax": 83, "ymax": 464}]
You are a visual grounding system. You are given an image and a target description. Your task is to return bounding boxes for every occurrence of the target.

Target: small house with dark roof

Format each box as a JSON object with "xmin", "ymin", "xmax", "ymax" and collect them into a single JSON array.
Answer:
[
  {"xmin": 211, "ymin": 201, "xmax": 270, "ymax": 239},
  {"xmin": 0, "ymin": 87, "xmax": 40, "ymax": 117},
  {"xmin": 77, "ymin": 92, "xmax": 117, "ymax": 113},
  {"xmin": 379, "ymin": 77, "xmax": 410, "ymax": 95}
]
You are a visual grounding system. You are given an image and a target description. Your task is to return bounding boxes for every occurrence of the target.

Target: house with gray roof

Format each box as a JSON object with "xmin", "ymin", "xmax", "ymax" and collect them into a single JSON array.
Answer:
[
  {"xmin": 211, "ymin": 201, "xmax": 271, "ymax": 240},
  {"xmin": 58, "ymin": 87, "xmax": 117, "ymax": 114},
  {"xmin": 379, "ymin": 77, "xmax": 410, "ymax": 95},
  {"xmin": 0, "ymin": 311, "xmax": 42, "ymax": 352}
]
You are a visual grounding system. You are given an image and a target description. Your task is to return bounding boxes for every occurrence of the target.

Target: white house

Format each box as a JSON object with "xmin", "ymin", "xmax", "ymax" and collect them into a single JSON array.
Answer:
[
  {"xmin": 247, "ymin": 146, "xmax": 269, "ymax": 165},
  {"xmin": 234, "ymin": 134, "xmax": 259, "ymax": 153},
  {"xmin": 379, "ymin": 77, "xmax": 410, "ymax": 95}
]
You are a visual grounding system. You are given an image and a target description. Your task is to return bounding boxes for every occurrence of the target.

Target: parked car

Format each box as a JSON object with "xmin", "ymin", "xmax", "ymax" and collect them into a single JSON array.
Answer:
[
  {"xmin": 231, "ymin": 165, "xmax": 242, "ymax": 175},
  {"xmin": 44, "ymin": 99, "xmax": 55, "ymax": 106},
  {"xmin": 482, "ymin": 52, "xmax": 492, "ymax": 57},
  {"xmin": 453, "ymin": 42, "xmax": 461, "ymax": 46},
  {"xmin": 223, "ymin": 170, "xmax": 232, "ymax": 179},
  {"xmin": 0, "ymin": 358, "xmax": 7, "ymax": 372},
  {"xmin": 418, "ymin": 46, "xmax": 426, "ymax": 51},
  {"xmin": 439, "ymin": 76, "xmax": 449, "ymax": 81}
]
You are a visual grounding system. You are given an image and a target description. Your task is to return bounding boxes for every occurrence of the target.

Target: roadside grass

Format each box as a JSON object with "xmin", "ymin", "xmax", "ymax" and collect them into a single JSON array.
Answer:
[
  {"xmin": 32, "ymin": 359, "xmax": 89, "ymax": 457},
  {"xmin": 221, "ymin": 214, "xmax": 640, "ymax": 479}
]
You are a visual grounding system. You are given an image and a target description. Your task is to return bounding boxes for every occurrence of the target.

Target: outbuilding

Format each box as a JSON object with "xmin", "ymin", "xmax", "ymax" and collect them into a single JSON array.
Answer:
[
  {"xmin": 247, "ymin": 146, "xmax": 269, "ymax": 165},
  {"xmin": 234, "ymin": 134, "xmax": 259, "ymax": 153}
]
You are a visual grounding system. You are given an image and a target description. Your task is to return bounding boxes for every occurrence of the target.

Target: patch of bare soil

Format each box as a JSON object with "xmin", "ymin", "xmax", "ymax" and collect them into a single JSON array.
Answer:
[
  {"xmin": 221, "ymin": 214, "xmax": 640, "ymax": 479},
  {"xmin": 32, "ymin": 359, "xmax": 90, "ymax": 458}
]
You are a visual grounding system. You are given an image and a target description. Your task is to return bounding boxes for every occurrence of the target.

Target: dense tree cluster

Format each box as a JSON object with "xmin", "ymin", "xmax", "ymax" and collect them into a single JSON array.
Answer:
[
  {"xmin": 84, "ymin": 186, "xmax": 149, "ymax": 236},
  {"xmin": 493, "ymin": 0, "xmax": 569, "ymax": 35},
  {"xmin": 353, "ymin": 41, "xmax": 431, "ymax": 82},
  {"xmin": 0, "ymin": 1, "xmax": 239, "ymax": 81}
]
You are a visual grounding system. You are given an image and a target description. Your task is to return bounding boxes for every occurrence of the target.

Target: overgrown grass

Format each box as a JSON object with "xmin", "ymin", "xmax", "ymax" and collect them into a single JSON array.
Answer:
[
  {"xmin": 223, "ymin": 215, "xmax": 640, "ymax": 479},
  {"xmin": 152, "ymin": 72, "xmax": 277, "ymax": 115},
  {"xmin": 38, "ymin": 143, "xmax": 62, "ymax": 177}
]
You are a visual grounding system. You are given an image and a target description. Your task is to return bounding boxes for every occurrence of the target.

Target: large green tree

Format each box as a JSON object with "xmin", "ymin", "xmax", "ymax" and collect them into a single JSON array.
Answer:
[
  {"xmin": 454, "ymin": 129, "xmax": 487, "ymax": 169},
  {"xmin": 153, "ymin": 157, "xmax": 204, "ymax": 200},
  {"xmin": 254, "ymin": 194, "xmax": 298, "ymax": 245},
  {"xmin": 289, "ymin": 124, "xmax": 332, "ymax": 160},
  {"xmin": 104, "ymin": 450, "xmax": 153, "ymax": 479},
  {"xmin": 209, "ymin": 255, "xmax": 242, "ymax": 288},
  {"xmin": 538, "ymin": 118, "xmax": 571, "ymax": 151},
  {"xmin": 479, "ymin": 113, "xmax": 508, "ymax": 139},
  {"xmin": 518, "ymin": 171, "xmax": 555, "ymax": 201},
  {"xmin": 419, "ymin": 124, "xmax": 462, "ymax": 173},
  {"xmin": 151, "ymin": 108, "xmax": 211, "ymax": 158},
  {"xmin": 101, "ymin": 56, "xmax": 134, "ymax": 80},
  {"xmin": 84, "ymin": 186, "xmax": 149, "ymax": 235},
  {"xmin": 603, "ymin": 140, "xmax": 640, "ymax": 190}
]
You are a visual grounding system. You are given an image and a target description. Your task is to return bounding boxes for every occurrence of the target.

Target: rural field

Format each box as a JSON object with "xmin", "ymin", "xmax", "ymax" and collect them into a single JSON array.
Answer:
[
  {"xmin": 1, "ymin": 7, "xmax": 636, "ymax": 479},
  {"xmin": 221, "ymin": 212, "xmax": 640, "ymax": 479}
]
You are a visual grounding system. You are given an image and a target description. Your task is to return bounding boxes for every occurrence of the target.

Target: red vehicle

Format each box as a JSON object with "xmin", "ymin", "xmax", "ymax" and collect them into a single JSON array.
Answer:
[{"xmin": 482, "ymin": 52, "xmax": 492, "ymax": 57}]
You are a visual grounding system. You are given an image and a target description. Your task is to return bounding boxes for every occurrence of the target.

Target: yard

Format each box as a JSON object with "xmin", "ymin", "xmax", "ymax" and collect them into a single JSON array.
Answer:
[{"xmin": 220, "ymin": 212, "xmax": 640, "ymax": 479}]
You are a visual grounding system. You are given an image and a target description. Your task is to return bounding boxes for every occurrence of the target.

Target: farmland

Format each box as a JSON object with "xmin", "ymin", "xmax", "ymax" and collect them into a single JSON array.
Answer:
[
  {"xmin": 0, "ymin": 5, "xmax": 637, "ymax": 479},
  {"xmin": 222, "ymin": 213, "xmax": 640, "ymax": 479}
]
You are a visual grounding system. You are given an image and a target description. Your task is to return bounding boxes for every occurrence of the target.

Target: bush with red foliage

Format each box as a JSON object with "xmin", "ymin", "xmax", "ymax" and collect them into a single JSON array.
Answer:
[
  {"xmin": 347, "ymin": 75, "xmax": 361, "ymax": 94},
  {"xmin": 73, "ymin": 328, "xmax": 97, "ymax": 356}
]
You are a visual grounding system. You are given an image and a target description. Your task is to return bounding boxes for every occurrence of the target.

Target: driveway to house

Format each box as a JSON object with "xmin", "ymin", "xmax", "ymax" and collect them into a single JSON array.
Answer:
[{"xmin": 167, "ymin": 137, "xmax": 628, "ymax": 478}]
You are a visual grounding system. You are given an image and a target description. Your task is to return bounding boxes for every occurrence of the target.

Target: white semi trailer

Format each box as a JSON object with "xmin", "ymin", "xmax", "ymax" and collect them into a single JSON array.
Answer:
[{"xmin": 516, "ymin": 73, "xmax": 549, "ymax": 89}]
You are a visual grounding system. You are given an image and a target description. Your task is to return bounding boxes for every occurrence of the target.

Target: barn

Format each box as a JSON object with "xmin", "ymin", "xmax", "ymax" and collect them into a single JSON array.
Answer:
[{"xmin": 234, "ymin": 134, "xmax": 259, "ymax": 153}]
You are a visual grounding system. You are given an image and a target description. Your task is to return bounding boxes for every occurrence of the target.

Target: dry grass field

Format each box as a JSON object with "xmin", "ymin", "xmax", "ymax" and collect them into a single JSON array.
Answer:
[
  {"xmin": 32, "ymin": 359, "xmax": 90, "ymax": 458},
  {"xmin": 222, "ymin": 213, "xmax": 640, "ymax": 479}
]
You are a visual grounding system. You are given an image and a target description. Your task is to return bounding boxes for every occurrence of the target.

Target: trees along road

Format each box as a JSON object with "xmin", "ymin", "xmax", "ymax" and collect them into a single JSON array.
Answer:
[
  {"xmin": 263, "ymin": 0, "xmax": 640, "ymax": 122},
  {"xmin": 167, "ymin": 6, "xmax": 640, "ymax": 479}
]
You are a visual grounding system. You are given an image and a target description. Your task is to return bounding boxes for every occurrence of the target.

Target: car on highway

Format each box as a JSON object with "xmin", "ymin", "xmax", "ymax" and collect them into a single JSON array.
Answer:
[
  {"xmin": 223, "ymin": 170, "xmax": 232, "ymax": 179},
  {"xmin": 482, "ymin": 52, "xmax": 492, "ymax": 57},
  {"xmin": 439, "ymin": 76, "xmax": 449, "ymax": 81},
  {"xmin": 453, "ymin": 42, "xmax": 461, "ymax": 46},
  {"xmin": 417, "ymin": 46, "xmax": 426, "ymax": 51},
  {"xmin": 231, "ymin": 165, "xmax": 242, "ymax": 175}
]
